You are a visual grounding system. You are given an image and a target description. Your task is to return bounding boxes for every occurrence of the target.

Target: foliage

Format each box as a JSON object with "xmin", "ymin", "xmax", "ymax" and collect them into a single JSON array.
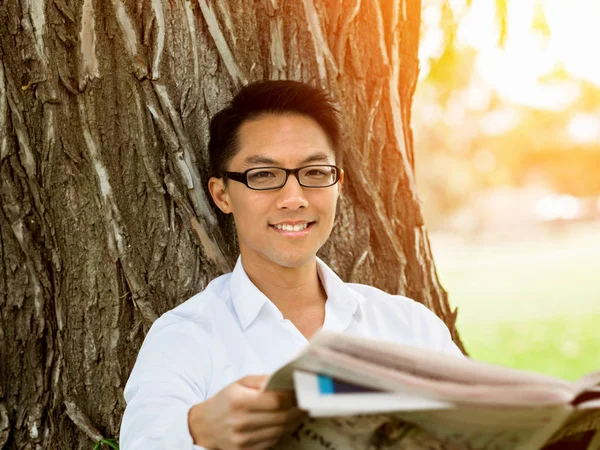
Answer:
[
  {"xmin": 416, "ymin": 0, "xmax": 600, "ymax": 226},
  {"xmin": 93, "ymin": 438, "xmax": 119, "ymax": 450}
]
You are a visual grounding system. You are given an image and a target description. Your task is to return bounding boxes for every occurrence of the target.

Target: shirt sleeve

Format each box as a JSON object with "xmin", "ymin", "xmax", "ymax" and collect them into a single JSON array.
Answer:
[
  {"xmin": 410, "ymin": 301, "xmax": 464, "ymax": 357},
  {"xmin": 119, "ymin": 316, "xmax": 212, "ymax": 450}
]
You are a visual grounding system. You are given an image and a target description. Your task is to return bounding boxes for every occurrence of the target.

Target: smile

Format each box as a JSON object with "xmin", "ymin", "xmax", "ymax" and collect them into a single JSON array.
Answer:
[
  {"xmin": 270, "ymin": 221, "xmax": 315, "ymax": 235},
  {"xmin": 274, "ymin": 223, "xmax": 309, "ymax": 232}
]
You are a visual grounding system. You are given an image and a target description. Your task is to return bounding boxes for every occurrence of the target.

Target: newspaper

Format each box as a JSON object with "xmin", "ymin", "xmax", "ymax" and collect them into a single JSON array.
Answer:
[{"xmin": 264, "ymin": 331, "xmax": 600, "ymax": 450}]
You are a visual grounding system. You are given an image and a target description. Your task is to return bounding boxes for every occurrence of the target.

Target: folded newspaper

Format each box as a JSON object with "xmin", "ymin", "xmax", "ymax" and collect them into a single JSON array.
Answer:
[{"xmin": 264, "ymin": 331, "xmax": 600, "ymax": 450}]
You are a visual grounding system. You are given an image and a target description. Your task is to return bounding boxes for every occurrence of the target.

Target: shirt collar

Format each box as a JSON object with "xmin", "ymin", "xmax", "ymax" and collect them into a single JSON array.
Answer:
[
  {"xmin": 229, "ymin": 257, "xmax": 362, "ymax": 331},
  {"xmin": 316, "ymin": 257, "xmax": 363, "ymax": 332}
]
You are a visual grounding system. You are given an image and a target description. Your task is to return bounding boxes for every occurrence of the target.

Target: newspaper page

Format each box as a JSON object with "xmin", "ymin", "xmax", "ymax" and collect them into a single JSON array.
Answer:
[
  {"xmin": 309, "ymin": 331, "xmax": 575, "ymax": 389},
  {"xmin": 285, "ymin": 371, "xmax": 574, "ymax": 450},
  {"xmin": 276, "ymin": 415, "xmax": 466, "ymax": 450},
  {"xmin": 393, "ymin": 404, "xmax": 573, "ymax": 450},
  {"xmin": 275, "ymin": 406, "xmax": 573, "ymax": 450},
  {"xmin": 266, "ymin": 346, "xmax": 575, "ymax": 406},
  {"xmin": 264, "ymin": 331, "xmax": 600, "ymax": 449}
]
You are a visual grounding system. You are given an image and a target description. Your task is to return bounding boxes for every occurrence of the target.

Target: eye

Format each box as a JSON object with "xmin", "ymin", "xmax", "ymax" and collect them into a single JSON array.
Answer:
[
  {"xmin": 247, "ymin": 169, "xmax": 283, "ymax": 186},
  {"xmin": 305, "ymin": 168, "xmax": 329, "ymax": 177},
  {"xmin": 253, "ymin": 171, "xmax": 276, "ymax": 178}
]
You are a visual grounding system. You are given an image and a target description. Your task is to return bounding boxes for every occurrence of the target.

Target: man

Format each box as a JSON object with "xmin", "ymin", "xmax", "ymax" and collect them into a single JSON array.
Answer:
[{"xmin": 119, "ymin": 80, "xmax": 462, "ymax": 450}]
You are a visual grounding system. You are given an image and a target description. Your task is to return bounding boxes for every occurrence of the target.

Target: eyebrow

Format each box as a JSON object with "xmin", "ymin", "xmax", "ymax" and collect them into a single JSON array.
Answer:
[
  {"xmin": 243, "ymin": 152, "xmax": 333, "ymax": 167},
  {"xmin": 244, "ymin": 155, "xmax": 278, "ymax": 166},
  {"xmin": 300, "ymin": 152, "xmax": 333, "ymax": 165}
]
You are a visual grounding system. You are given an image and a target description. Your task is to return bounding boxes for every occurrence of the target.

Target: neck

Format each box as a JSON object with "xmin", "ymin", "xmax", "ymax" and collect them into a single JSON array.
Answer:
[{"xmin": 240, "ymin": 254, "xmax": 327, "ymax": 325}]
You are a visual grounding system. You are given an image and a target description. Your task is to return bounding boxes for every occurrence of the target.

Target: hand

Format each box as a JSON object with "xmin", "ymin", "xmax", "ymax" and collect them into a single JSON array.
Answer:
[{"xmin": 188, "ymin": 374, "xmax": 307, "ymax": 450}]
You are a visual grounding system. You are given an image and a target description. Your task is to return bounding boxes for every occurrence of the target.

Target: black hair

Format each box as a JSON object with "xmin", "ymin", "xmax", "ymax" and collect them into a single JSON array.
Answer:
[{"xmin": 208, "ymin": 80, "xmax": 342, "ymax": 178}]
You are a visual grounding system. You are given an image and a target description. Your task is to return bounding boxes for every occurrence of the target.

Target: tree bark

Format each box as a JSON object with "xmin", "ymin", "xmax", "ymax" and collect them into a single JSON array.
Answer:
[{"xmin": 0, "ymin": 0, "xmax": 462, "ymax": 447}]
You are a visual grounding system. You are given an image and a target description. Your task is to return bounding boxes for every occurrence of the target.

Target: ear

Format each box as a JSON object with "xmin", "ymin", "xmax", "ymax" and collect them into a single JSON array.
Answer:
[
  {"xmin": 336, "ymin": 169, "xmax": 344, "ymax": 196},
  {"xmin": 208, "ymin": 177, "xmax": 233, "ymax": 214}
]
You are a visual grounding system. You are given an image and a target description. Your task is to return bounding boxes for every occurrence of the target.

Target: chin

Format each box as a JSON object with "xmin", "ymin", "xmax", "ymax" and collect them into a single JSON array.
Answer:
[{"xmin": 266, "ymin": 251, "xmax": 316, "ymax": 269}]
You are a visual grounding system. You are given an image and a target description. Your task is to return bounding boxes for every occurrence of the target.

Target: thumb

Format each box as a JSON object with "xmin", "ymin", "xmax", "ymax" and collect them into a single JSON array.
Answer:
[{"xmin": 238, "ymin": 374, "xmax": 269, "ymax": 390}]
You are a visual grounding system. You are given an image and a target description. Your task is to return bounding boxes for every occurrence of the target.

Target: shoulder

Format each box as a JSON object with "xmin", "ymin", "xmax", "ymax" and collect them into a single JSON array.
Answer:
[
  {"xmin": 139, "ymin": 272, "xmax": 233, "ymax": 351},
  {"xmin": 126, "ymin": 274, "xmax": 233, "ymax": 390},
  {"xmin": 347, "ymin": 282, "xmax": 419, "ymax": 314},
  {"xmin": 347, "ymin": 283, "xmax": 437, "ymax": 327},
  {"xmin": 346, "ymin": 282, "xmax": 463, "ymax": 356},
  {"xmin": 165, "ymin": 272, "xmax": 232, "ymax": 323}
]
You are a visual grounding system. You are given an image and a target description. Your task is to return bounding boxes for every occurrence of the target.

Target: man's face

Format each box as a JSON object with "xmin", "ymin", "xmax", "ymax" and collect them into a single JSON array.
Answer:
[{"xmin": 209, "ymin": 113, "xmax": 342, "ymax": 270}]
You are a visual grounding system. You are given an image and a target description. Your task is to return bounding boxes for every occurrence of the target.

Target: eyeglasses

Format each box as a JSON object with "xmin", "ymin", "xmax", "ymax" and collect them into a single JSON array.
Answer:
[{"xmin": 223, "ymin": 165, "xmax": 343, "ymax": 191}]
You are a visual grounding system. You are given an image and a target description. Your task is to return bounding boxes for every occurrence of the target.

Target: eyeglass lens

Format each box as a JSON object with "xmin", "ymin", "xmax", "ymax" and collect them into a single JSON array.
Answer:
[{"xmin": 246, "ymin": 166, "xmax": 338, "ymax": 189}]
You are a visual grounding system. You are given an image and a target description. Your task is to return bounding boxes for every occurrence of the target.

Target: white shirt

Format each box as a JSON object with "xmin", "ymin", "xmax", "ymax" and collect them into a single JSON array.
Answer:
[{"xmin": 119, "ymin": 257, "xmax": 462, "ymax": 450}]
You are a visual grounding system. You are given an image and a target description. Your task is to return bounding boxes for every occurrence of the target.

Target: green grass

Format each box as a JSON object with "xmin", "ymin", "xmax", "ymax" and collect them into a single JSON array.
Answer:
[
  {"xmin": 93, "ymin": 438, "xmax": 119, "ymax": 450},
  {"xmin": 459, "ymin": 315, "xmax": 600, "ymax": 381},
  {"xmin": 431, "ymin": 223, "xmax": 600, "ymax": 381}
]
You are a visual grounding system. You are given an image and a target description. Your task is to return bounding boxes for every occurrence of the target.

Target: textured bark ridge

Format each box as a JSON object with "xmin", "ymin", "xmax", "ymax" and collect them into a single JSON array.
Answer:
[{"xmin": 0, "ymin": 0, "xmax": 463, "ymax": 447}]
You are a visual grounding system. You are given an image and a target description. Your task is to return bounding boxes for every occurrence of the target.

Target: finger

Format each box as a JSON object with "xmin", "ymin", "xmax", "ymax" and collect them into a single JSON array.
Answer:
[
  {"xmin": 237, "ymin": 408, "xmax": 306, "ymax": 431},
  {"xmin": 234, "ymin": 424, "xmax": 287, "ymax": 449},
  {"xmin": 251, "ymin": 438, "xmax": 280, "ymax": 450},
  {"xmin": 249, "ymin": 391, "xmax": 296, "ymax": 411},
  {"xmin": 245, "ymin": 437, "xmax": 280, "ymax": 450},
  {"xmin": 238, "ymin": 374, "xmax": 269, "ymax": 390}
]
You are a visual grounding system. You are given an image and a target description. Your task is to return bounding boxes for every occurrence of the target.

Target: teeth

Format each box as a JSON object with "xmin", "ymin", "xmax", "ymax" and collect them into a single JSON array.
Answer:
[{"xmin": 275, "ymin": 223, "xmax": 309, "ymax": 232}]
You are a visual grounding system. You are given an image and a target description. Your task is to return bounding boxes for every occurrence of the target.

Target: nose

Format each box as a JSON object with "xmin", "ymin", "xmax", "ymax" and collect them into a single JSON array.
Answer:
[{"xmin": 275, "ymin": 173, "xmax": 309, "ymax": 210}]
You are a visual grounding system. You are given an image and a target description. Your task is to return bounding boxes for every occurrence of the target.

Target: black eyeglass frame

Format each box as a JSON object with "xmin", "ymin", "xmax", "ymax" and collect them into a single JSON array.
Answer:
[{"xmin": 223, "ymin": 165, "xmax": 344, "ymax": 191}]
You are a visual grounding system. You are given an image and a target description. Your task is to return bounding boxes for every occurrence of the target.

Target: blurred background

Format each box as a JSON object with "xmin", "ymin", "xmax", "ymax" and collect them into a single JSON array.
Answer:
[{"xmin": 414, "ymin": 0, "xmax": 600, "ymax": 380}]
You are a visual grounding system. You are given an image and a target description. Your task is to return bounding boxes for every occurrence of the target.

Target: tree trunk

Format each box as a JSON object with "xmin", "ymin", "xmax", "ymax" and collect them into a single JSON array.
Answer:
[{"xmin": 0, "ymin": 0, "xmax": 462, "ymax": 447}]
